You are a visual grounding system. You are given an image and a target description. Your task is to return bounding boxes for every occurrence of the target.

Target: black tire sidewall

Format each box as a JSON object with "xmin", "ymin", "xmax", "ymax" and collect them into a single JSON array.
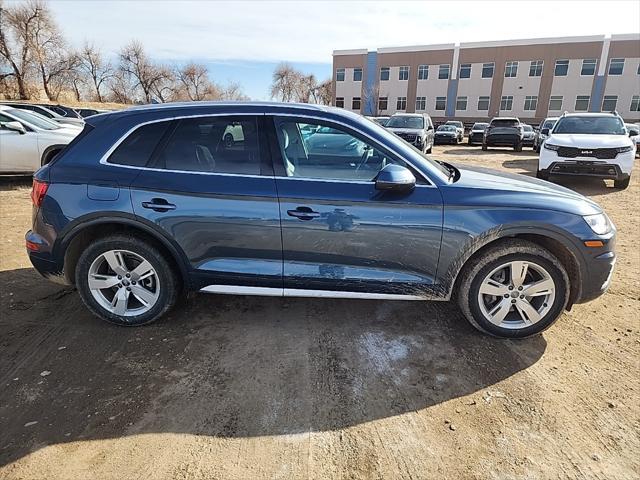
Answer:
[
  {"xmin": 466, "ymin": 251, "xmax": 568, "ymax": 338},
  {"xmin": 75, "ymin": 236, "xmax": 178, "ymax": 326}
]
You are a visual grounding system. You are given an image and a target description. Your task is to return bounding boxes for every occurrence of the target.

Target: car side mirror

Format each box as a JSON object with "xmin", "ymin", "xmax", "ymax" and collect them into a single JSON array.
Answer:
[
  {"xmin": 629, "ymin": 130, "xmax": 638, "ymax": 137},
  {"xmin": 375, "ymin": 164, "xmax": 416, "ymax": 192},
  {"xmin": 2, "ymin": 121, "xmax": 26, "ymax": 135},
  {"xmin": 541, "ymin": 128, "xmax": 549, "ymax": 135},
  {"xmin": 427, "ymin": 125, "xmax": 434, "ymax": 131}
]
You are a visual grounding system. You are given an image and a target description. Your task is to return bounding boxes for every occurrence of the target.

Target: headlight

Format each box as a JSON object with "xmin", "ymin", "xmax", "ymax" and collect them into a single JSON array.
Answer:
[
  {"xmin": 583, "ymin": 213, "xmax": 612, "ymax": 235},
  {"xmin": 616, "ymin": 145, "xmax": 633, "ymax": 153},
  {"xmin": 544, "ymin": 143, "xmax": 560, "ymax": 151}
]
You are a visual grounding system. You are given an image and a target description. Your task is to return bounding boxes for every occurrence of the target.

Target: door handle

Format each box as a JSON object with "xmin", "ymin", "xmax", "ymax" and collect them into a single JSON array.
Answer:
[
  {"xmin": 287, "ymin": 207, "xmax": 320, "ymax": 220},
  {"xmin": 142, "ymin": 198, "xmax": 176, "ymax": 212}
]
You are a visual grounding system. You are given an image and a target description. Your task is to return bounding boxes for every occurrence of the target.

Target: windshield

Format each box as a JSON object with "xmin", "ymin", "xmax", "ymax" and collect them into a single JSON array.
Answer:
[
  {"xmin": 472, "ymin": 123, "xmax": 488, "ymax": 130},
  {"xmin": 6, "ymin": 108, "xmax": 60, "ymax": 130},
  {"xmin": 523, "ymin": 125, "xmax": 533, "ymax": 132},
  {"xmin": 387, "ymin": 116, "xmax": 424, "ymax": 129},
  {"xmin": 543, "ymin": 119, "xmax": 557, "ymax": 129},
  {"xmin": 445, "ymin": 121, "xmax": 462, "ymax": 127},
  {"xmin": 437, "ymin": 125, "xmax": 456, "ymax": 132},
  {"xmin": 553, "ymin": 116, "xmax": 626, "ymax": 135}
]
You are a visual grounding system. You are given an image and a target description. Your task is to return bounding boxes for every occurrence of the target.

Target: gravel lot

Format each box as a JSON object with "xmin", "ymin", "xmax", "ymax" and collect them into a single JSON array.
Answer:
[{"xmin": 1, "ymin": 146, "xmax": 638, "ymax": 480}]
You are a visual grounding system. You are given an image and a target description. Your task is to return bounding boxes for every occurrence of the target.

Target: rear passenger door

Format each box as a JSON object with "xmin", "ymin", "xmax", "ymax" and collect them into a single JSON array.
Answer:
[{"xmin": 108, "ymin": 115, "xmax": 283, "ymax": 290}]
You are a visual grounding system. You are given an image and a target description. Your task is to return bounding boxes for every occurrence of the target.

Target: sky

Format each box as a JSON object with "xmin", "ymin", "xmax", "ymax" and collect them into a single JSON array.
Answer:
[{"xmin": 36, "ymin": 0, "xmax": 640, "ymax": 100}]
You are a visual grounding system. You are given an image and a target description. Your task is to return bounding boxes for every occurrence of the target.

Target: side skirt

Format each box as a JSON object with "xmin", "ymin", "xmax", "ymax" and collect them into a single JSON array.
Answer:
[{"xmin": 199, "ymin": 285, "xmax": 433, "ymax": 301}]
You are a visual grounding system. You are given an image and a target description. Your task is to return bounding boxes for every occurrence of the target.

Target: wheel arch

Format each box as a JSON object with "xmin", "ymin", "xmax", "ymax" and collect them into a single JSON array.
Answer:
[{"xmin": 41, "ymin": 144, "xmax": 67, "ymax": 166}]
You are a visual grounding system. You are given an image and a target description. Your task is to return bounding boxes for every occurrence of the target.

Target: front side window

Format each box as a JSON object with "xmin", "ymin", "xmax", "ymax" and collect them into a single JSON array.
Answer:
[
  {"xmin": 435, "ymin": 97, "xmax": 446, "ymax": 111},
  {"xmin": 336, "ymin": 68, "xmax": 345, "ymax": 82},
  {"xmin": 415, "ymin": 96, "xmax": 426, "ymax": 110},
  {"xmin": 524, "ymin": 95, "xmax": 538, "ymax": 111},
  {"xmin": 352, "ymin": 97, "xmax": 361, "ymax": 110},
  {"xmin": 380, "ymin": 67, "xmax": 390, "ymax": 81},
  {"xmin": 581, "ymin": 59, "xmax": 597, "ymax": 75},
  {"xmin": 399, "ymin": 66, "xmax": 409, "ymax": 80},
  {"xmin": 396, "ymin": 96, "xmax": 407, "ymax": 110},
  {"xmin": 152, "ymin": 116, "xmax": 262, "ymax": 174},
  {"xmin": 456, "ymin": 96, "xmax": 467, "ymax": 111},
  {"xmin": 505, "ymin": 61, "xmax": 518, "ymax": 78},
  {"xmin": 555, "ymin": 60, "xmax": 569, "ymax": 76},
  {"xmin": 549, "ymin": 95, "xmax": 563, "ymax": 111},
  {"xmin": 554, "ymin": 115, "xmax": 626, "ymax": 135},
  {"xmin": 274, "ymin": 120, "xmax": 405, "ymax": 182},
  {"xmin": 482, "ymin": 62, "xmax": 494, "ymax": 78},
  {"xmin": 378, "ymin": 97, "xmax": 388, "ymax": 110},
  {"xmin": 108, "ymin": 121, "xmax": 172, "ymax": 167},
  {"xmin": 529, "ymin": 60, "xmax": 543, "ymax": 77},
  {"xmin": 575, "ymin": 95, "xmax": 590, "ymax": 111},
  {"xmin": 609, "ymin": 58, "xmax": 624, "ymax": 75},
  {"xmin": 335, "ymin": 97, "xmax": 344, "ymax": 108},
  {"xmin": 353, "ymin": 68, "xmax": 363, "ymax": 82},
  {"xmin": 477, "ymin": 96, "xmax": 490, "ymax": 110},
  {"xmin": 500, "ymin": 95, "xmax": 513, "ymax": 111},
  {"xmin": 631, "ymin": 95, "xmax": 640, "ymax": 112},
  {"xmin": 438, "ymin": 64, "xmax": 450, "ymax": 79},
  {"xmin": 602, "ymin": 95, "xmax": 618, "ymax": 111},
  {"xmin": 459, "ymin": 63, "xmax": 471, "ymax": 79},
  {"xmin": 418, "ymin": 65, "xmax": 428, "ymax": 80}
]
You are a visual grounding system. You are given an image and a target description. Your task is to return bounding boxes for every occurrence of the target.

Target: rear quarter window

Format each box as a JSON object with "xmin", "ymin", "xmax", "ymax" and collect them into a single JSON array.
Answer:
[{"xmin": 108, "ymin": 121, "xmax": 171, "ymax": 167}]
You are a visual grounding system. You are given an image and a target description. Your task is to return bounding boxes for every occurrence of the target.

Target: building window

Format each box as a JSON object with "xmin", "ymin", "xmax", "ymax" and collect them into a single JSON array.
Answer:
[
  {"xmin": 602, "ymin": 95, "xmax": 618, "ymax": 111},
  {"xmin": 439, "ymin": 64, "xmax": 450, "ymax": 79},
  {"xmin": 581, "ymin": 59, "xmax": 597, "ymax": 76},
  {"xmin": 575, "ymin": 95, "xmax": 590, "ymax": 111},
  {"xmin": 482, "ymin": 62, "xmax": 494, "ymax": 78},
  {"xmin": 456, "ymin": 96, "xmax": 468, "ymax": 111},
  {"xmin": 637, "ymin": 63, "xmax": 640, "ymax": 75},
  {"xmin": 353, "ymin": 68, "xmax": 362, "ymax": 82},
  {"xmin": 630, "ymin": 95, "xmax": 640, "ymax": 112},
  {"xmin": 435, "ymin": 96, "xmax": 446, "ymax": 110},
  {"xmin": 399, "ymin": 66, "xmax": 409, "ymax": 80},
  {"xmin": 380, "ymin": 67, "xmax": 390, "ymax": 81},
  {"xmin": 335, "ymin": 97, "xmax": 344, "ymax": 108},
  {"xmin": 397, "ymin": 96, "xmax": 407, "ymax": 110},
  {"xmin": 459, "ymin": 63, "xmax": 471, "ymax": 79},
  {"xmin": 418, "ymin": 65, "xmax": 428, "ymax": 80},
  {"xmin": 554, "ymin": 60, "xmax": 569, "ymax": 76},
  {"xmin": 336, "ymin": 68, "xmax": 345, "ymax": 82},
  {"xmin": 477, "ymin": 96, "xmax": 490, "ymax": 110},
  {"xmin": 352, "ymin": 97, "xmax": 361, "ymax": 110},
  {"xmin": 609, "ymin": 58, "xmax": 624, "ymax": 75},
  {"xmin": 549, "ymin": 95, "xmax": 563, "ymax": 111},
  {"xmin": 500, "ymin": 95, "xmax": 513, "ymax": 110},
  {"xmin": 378, "ymin": 97, "xmax": 388, "ymax": 110},
  {"xmin": 415, "ymin": 96, "xmax": 426, "ymax": 110},
  {"xmin": 524, "ymin": 95, "xmax": 538, "ymax": 111},
  {"xmin": 504, "ymin": 61, "xmax": 518, "ymax": 78},
  {"xmin": 529, "ymin": 60, "xmax": 543, "ymax": 77}
]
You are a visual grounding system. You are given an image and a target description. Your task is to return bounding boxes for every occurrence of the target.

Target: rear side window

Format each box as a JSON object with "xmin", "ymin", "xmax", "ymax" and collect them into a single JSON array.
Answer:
[{"xmin": 108, "ymin": 121, "xmax": 171, "ymax": 167}]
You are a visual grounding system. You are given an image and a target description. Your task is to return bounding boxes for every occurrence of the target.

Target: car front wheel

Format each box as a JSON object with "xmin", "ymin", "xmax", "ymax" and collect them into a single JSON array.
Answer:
[
  {"xmin": 76, "ymin": 235, "xmax": 179, "ymax": 326},
  {"xmin": 457, "ymin": 240, "xmax": 569, "ymax": 338}
]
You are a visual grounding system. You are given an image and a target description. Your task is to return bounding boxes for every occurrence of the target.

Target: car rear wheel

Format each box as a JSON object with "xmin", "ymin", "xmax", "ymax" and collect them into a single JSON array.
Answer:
[
  {"xmin": 76, "ymin": 235, "xmax": 179, "ymax": 326},
  {"xmin": 457, "ymin": 240, "xmax": 569, "ymax": 338},
  {"xmin": 614, "ymin": 177, "xmax": 630, "ymax": 189},
  {"xmin": 514, "ymin": 143, "xmax": 523, "ymax": 152},
  {"xmin": 482, "ymin": 143, "xmax": 488, "ymax": 151},
  {"xmin": 536, "ymin": 169, "xmax": 549, "ymax": 180}
]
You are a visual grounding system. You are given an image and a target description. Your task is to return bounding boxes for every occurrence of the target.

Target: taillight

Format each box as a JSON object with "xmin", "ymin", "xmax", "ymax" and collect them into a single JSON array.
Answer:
[{"xmin": 31, "ymin": 179, "xmax": 49, "ymax": 207}]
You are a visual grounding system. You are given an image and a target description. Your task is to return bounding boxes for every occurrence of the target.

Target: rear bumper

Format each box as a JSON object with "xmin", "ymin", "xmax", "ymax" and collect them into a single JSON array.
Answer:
[{"xmin": 26, "ymin": 230, "xmax": 69, "ymax": 285}]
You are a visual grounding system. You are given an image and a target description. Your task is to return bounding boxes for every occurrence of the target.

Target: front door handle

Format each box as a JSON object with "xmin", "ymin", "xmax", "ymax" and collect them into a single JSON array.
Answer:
[
  {"xmin": 142, "ymin": 198, "xmax": 176, "ymax": 212},
  {"xmin": 287, "ymin": 207, "xmax": 320, "ymax": 220}
]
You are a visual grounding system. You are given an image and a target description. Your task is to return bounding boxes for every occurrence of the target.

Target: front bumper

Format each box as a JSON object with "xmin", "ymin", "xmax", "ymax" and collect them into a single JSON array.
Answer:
[
  {"xmin": 434, "ymin": 135, "xmax": 457, "ymax": 144},
  {"xmin": 468, "ymin": 132, "xmax": 484, "ymax": 144},
  {"xmin": 541, "ymin": 161, "xmax": 629, "ymax": 180},
  {"xmin": 522, "ymin": 137, "xmax": 535, "ymax": 146},
  {"xmin": 577, "ymin": 250, "xmax": 616, "ymax": 304},
  {"xmin": 485, "ymin": 134, "xmax": 521, "ymax": 146}
]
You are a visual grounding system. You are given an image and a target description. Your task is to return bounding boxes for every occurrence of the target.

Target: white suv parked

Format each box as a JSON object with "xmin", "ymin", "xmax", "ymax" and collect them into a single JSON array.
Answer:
[{"xmin": 537, "ymin": 112, "xmax": 635, "ymax": 189}]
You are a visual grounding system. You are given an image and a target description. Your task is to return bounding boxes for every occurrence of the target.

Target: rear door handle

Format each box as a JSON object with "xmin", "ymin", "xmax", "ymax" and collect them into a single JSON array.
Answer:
[
  {"xmin": 142, "ymin": 198, "xmax": 176, "ymax": 212},
  {"xmin": 287, "ymin": 207, "xmax": 320, "ymax": 220}
]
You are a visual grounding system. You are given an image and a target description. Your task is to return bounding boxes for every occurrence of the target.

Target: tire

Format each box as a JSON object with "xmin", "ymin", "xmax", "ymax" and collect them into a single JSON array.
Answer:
[
  {"xmin": 536, "ymin": 169, "xmax": 549, "ymax": 180},
  {"xmin": 614, "ymin": 177, "xmax": 630, "ymax": 189},
  {"xmin": 457, "ymin": 239, "xmax": 569, "ymax": 338},
  {"xmin": 482, "ymin": 143, "xmax": 488, "ymax": 151},
  {"xmin": 514, "ymin": 143, "xmax": 523, "ymax": 152},
  {"xmin": 426, "ymin": 143, "xmax": 432, "ymax": 154},
  {"xmin": 223, "ymin": 133, "xmax": 234, "ymax": 147},
  {"xmin": 75, "ymin": 235, "xmax": 179, "ymax": 326}
]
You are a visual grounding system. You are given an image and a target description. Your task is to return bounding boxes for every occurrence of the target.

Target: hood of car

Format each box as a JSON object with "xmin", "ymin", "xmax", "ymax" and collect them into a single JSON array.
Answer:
[
  {"xmin": 388, "ymin": 128, "xmax": 424, "ymax": 136},
  {"xmin": 547, "ymin": 134, "xmax": 632, "ymax": 148},
  {"xmin": 448, "ymin": 163, "xmax": 601, "ymax": 216}
]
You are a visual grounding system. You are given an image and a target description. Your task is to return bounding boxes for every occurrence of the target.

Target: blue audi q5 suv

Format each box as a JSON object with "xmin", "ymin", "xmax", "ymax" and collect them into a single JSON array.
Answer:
[{"xmin": 26, "ymin": 102, "xmax": 616, "ymax": 338}]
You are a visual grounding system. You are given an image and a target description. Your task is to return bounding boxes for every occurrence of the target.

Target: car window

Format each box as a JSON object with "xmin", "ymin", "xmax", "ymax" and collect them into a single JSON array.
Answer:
[
  {"xmin": 5, "ymin": 108, "xmax": 60, "ymax": 130},
  {"xmin": 523, "ymin": 125, "xmax": 533, "ymax": 132},
  {"xmin": 108, "ymin": 121, "xmax": 172, "ymax": 167},
  {"xmin": 274, "ymin": 119, "xmax": 406, "ymax": 182},
  {"xmin": 543, "ymin": 120, "xmax": 557, "ymax": 129},
  {"xmin": 554, "ymin": 116, "xmax": 626, "ymax": 135},
  {"xmin": 154, "ymin": 116, "xmax": 262, "ymax": 174},
  {"xmin": 438, "ymin": 125, "xmax": 456, "ymax": 131},
  {"xmin": 490, "ymin": 119, "xmax": 519, "ymax": 127},
  {"xmin": 386, "ymin": 116, "xmax": 424, "ymax": 129}
]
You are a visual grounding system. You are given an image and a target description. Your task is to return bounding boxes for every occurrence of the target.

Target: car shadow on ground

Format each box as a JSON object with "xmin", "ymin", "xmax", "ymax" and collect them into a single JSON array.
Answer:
[
  {"xmin": 0, "ymin": 175, "xmax": 31, "ymax": 191},
  {"xmin": 441, "ymin": 147, "xmax": 538, "ymax": 157},
  {"xmin": 0, "ymin": 267, "xmax": 547, "ymax": 467}
]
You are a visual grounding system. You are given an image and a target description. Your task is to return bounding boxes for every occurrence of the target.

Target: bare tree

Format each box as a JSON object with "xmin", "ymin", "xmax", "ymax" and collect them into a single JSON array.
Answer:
[
  {"xmin": 149, "ymin": 64, "xmax": 175, "ymax": 103},
  {"xmin": 108, "ymin": 69, "xmax": 134, "ymax": 103},
  {"xmin": 0, "ymin": 0, "xmax": 39, "ymax": 99},
  {"xmin": 119, "ymin": 40, "xmax": 169, "ymax": 103},
  {"xmin": 270, "ymin": 62, "xmax": 301, "ymax": 102},
  {"xmin": 221, "ymin": 81, "xmax": 248, "ymax": 101},
  {"xmin": 78, "ymin": 42, "xmax": 112, "ymax": 102},
  {"xmin": 315, "ymin": 79, "xmax": 332, "ymax": 105},
  {"xmin": 176, "ymin": 62, "xmax": 220, "ymax": 101}
]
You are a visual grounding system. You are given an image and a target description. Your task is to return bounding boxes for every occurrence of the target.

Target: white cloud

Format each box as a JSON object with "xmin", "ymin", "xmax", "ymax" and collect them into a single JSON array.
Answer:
[{"xmin": 49, "ymin": 0, "xmax": 640, "ymax": 63}]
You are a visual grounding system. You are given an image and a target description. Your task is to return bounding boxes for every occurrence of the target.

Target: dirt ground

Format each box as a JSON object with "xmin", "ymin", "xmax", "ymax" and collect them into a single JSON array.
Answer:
[{"xmin": 0, "ymin": 146, "xmax": 638, "ymax": 480}]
